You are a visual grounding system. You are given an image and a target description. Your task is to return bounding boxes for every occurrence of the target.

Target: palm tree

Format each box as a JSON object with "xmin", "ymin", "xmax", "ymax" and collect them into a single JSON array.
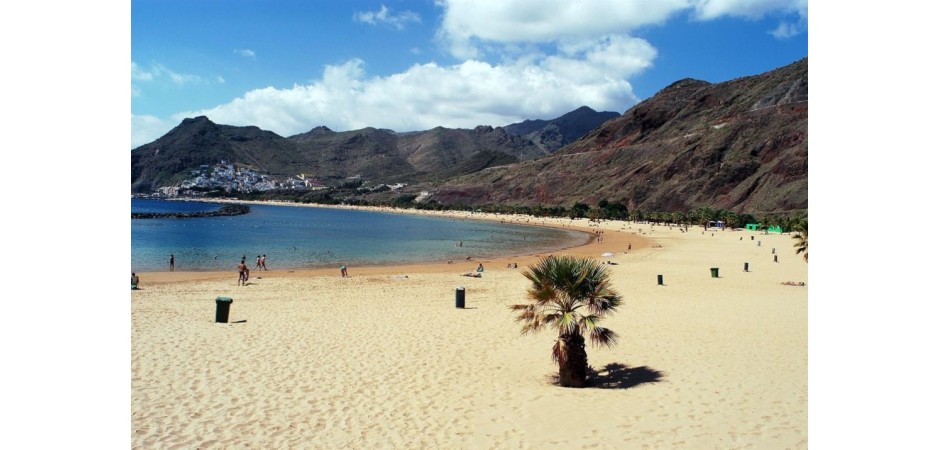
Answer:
[
  {"xmin": 629, "ymin": 209, "xmax": 642, "ymax": 223},
  {"xmin": 672, "ymin": 211, "xmax": 686, "ymax": 227},
  {"xmin": 510, "ymin": 256, "xmax": 623, "ymax": 387},
  {"xmin": 719, "ymin": 210, "xmax": 738, "ymax": 230},
  {"xmin": 792, "ymin": 219, "xmax": 808, "ymax": 262}
]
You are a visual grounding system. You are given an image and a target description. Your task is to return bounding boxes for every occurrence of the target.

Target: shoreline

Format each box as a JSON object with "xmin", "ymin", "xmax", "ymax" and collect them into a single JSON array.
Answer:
[{"xmin": 136, "ymin": 200, "xmax": 658, "ymax": 283}]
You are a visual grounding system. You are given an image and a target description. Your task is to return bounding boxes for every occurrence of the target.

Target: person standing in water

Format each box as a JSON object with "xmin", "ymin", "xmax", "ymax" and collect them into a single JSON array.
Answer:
[{"xmin": 169, "ymin": 254, "xmax": 175, "ymax": 271}]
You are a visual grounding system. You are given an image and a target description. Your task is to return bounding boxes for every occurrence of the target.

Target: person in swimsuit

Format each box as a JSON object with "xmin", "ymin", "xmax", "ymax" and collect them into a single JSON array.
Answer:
[{"xmin": 237, "ymin": 261, "xmax": 248, "ymax": 286}]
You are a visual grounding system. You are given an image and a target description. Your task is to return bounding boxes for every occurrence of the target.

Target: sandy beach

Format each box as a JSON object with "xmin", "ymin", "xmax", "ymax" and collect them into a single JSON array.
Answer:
[{"xmin": 132, "ymin": 211, "xmax": 807, "ymax": 449}]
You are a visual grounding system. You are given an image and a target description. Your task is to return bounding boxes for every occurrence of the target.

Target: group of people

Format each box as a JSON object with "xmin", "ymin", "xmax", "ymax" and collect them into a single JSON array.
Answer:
[
  {"xmin": 461, "ymin": 263, "xmax": 485, "ymax": 278},
  {"xmin": 254, "ymin": 255, "xmax": 268, "ymax": 271},
  {"xmin": 165, "ymin": 252, "xmax": 359, "ymax": 284},
  {"xmin": 237, "ymin": 254, "xmax": 267, "ymax": 286}
]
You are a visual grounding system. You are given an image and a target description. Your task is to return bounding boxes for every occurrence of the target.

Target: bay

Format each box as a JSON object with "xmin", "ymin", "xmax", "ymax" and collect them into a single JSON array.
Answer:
[{"xmin": 131, "ymin": 199, "xmax": 587, "ymax": 272}]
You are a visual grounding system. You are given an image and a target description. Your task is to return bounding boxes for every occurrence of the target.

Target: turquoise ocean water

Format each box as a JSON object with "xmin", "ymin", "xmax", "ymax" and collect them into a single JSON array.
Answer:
[{"xmin": 131, "ymin": 199, "xmax": 588, "ymax": 272}]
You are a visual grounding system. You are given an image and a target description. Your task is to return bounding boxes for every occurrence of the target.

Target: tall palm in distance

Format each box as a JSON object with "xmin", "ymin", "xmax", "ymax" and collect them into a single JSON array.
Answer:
[
  {"xmin": 792, "ymin": 219, "xmax": 808, "ymax": 262},
  {"xmin": 510, "ymin": 256, "xmax": 622, "ymax": 388}
]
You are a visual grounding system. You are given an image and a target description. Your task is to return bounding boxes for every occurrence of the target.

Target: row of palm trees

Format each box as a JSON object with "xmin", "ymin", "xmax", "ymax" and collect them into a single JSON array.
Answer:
[
  {"xmin": 624, "ymin": 207, "xmax": 807, "ymax": 233},
  {"xmin": 416, "ymin": 201, "xmax": 806, "ymax": 234}
]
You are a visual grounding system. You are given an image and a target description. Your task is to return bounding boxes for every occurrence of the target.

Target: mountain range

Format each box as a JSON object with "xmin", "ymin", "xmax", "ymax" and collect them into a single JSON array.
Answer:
[
  {"xmin": 131, "ymin": 107, "xmax": 618, "ymax": 193},
  {"xmin": 131, "ymin": 58, "xmax": 807, "ymax": 215}
]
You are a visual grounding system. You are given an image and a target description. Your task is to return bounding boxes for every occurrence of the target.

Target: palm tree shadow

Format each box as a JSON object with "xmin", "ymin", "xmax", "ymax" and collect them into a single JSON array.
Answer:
[{"xmin": 586, "ymin": 362, "xmax": 664, "ymax": 389}]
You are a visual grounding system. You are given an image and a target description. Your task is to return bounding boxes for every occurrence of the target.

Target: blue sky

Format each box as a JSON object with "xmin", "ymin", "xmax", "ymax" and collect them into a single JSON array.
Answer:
[{"xmin": 131, "ymin": 0, "xmax": 808, "ymax": 148}]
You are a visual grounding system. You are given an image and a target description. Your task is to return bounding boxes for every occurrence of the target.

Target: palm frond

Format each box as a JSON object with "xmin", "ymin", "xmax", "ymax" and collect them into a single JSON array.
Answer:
[
  {"xmin": 552, "ymin": 339, "xmax": 563, "ymax": 363},
  {"xmin": 589, "ymin": 327, "xmax": 620, "ymax": 348},
  {"xmin": 566, "ymin": 312, "xmax": 586, "ymax": 336},
  {"xmin": 791, "ymin": 219, "xmax": 808, "ymax": 262}
]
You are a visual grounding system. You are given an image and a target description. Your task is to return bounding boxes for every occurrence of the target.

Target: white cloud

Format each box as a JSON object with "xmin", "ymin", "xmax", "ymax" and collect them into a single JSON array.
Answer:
[
  {"xmin": 770, "ymin": 21, "xmax": 801, "ymax": 39},
  {"xmin": 234, "ymin": 48, "xmax": 256, "ymax": 58},
  {"xmin": 436, "ymin": 0, "xmax": 685, "ymax": 59},
  {"xmin": 354, "ymin": 4, "xmax": 421, "ymax": 30},
  {"xmin": 131, "ymin": 62, "xmax": 154, "ymax": 81},
  {"xmin": 690, "ymin": 0, "xmax": 808, "ymax": 21},
  {"xmin": 436, "ymin": 0, "xmax": 807, "ymax": 59},
  {"xmin": 131, "ymin": 61, "xmax": 203, "ymax": 85},
  {"xmin": 170, "ymin": 57, "xmax": 640, "ymax": 138},
  {"xmin": 131, "ymin": 61, "xmax": 225, "ymax": 107},
  {"xmin": 131, "ymin": 114, "xmax": 175, "ymax": 149}
]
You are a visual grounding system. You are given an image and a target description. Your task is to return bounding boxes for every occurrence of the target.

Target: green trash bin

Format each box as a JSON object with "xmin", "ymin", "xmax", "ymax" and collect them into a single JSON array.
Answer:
[
  {"xmin": 215, "ymin": 297, "xmax": 233, "ymax": 323},
  {"xmin": 710, "ymin": 268, "xmax": 719, "ymax": 278}
]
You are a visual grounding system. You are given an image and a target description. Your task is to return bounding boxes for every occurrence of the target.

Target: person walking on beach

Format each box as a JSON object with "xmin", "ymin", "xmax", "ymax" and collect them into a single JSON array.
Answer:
[
  {"xmin": 255, "ymin": 255, "xmax": 262, "ymax": 270},
  {"xmin": 261, "ymin": 254, "xmax": 267, "ymax": 271},
  {"xmin": 169, "ymin": 254, "xmax": 175, "ymax": 271},
  {"xmin": 340, "ymin": 264, "xmax": 348, "ymax": 277}
]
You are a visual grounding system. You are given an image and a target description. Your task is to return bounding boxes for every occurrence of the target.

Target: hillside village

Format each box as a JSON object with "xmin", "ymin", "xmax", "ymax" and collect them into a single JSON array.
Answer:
[{"xmin": 147, "ymin": 161, "xmax": 407, "ymax": 198}]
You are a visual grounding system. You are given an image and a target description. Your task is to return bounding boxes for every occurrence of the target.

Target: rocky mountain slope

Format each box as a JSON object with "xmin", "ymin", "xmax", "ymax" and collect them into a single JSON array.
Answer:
[{"xmin": 426, "ymin": 58, "xmax": 808, "ymax": 215}]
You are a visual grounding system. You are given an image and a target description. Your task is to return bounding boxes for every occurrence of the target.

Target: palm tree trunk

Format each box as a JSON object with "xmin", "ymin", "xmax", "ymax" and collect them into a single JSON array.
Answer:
[{"xmin": 556, "ymin": 333, "xmax": 588, "ymax": 387}]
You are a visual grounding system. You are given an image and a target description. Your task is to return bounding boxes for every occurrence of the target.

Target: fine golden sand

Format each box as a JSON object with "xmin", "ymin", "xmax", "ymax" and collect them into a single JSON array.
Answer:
[{"xmin": 132, "ymin": 210, "xmax": 807, "ymax": 449}]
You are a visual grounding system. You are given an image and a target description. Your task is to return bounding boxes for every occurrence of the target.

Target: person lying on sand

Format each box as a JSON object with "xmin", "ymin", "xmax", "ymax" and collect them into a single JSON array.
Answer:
[
  {"xmin": 461, "ymin": 272, "xmax": 482, "ymax": 278},
  {"xmin": 781, "ymin": 281, "xmax": 806, "ymax": 286}
]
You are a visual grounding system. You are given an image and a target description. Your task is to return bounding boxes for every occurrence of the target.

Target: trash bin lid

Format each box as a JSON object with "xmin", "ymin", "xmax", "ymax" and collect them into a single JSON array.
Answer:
[
  {"xmin": 456, "ymin": 285, "xmax": 465, "ymax": 291},
  {"xmin": 216, "ymin": 297, "xmax": 233, "ymax": 302}
]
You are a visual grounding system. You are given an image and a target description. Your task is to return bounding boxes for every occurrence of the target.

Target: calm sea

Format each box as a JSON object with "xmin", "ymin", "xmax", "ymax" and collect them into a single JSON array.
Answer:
[{"xmin": 131, "ymin": 199, "xmax": 588, "ymax": 272}]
